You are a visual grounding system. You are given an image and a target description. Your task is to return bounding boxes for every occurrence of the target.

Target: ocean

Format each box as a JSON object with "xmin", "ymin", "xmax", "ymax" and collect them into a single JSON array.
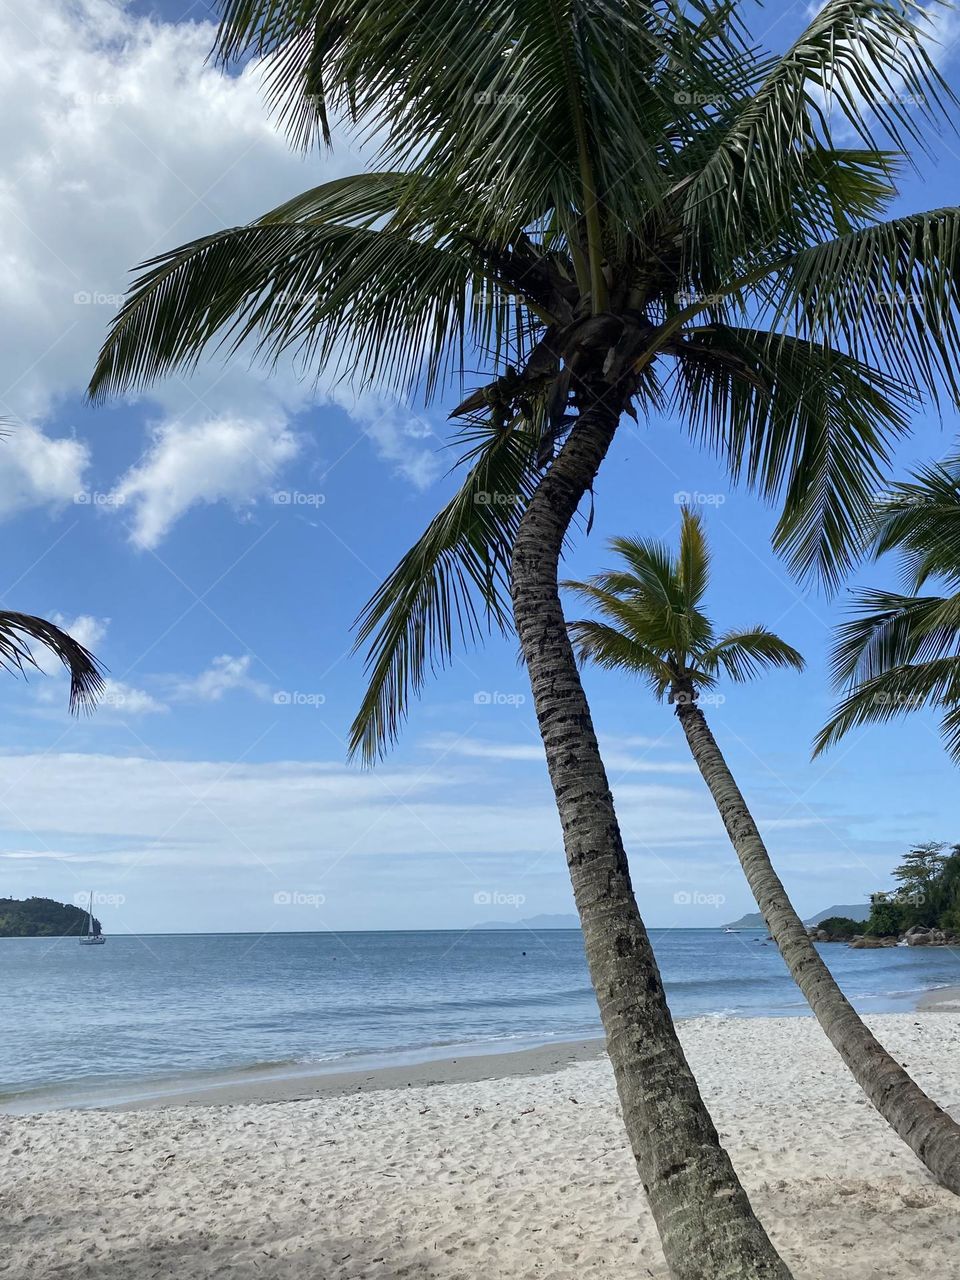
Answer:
[{"xmin": 1, "ymin": 928, "xmax": 957, "ymax": 1111}]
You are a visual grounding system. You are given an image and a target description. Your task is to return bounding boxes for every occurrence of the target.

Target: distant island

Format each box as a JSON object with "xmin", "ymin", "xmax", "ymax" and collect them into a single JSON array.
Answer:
[
  {"xmin": 722, "ymin": 904, "xmax": 870, "ymax": 930},
  {"xmin": 474, "ymin": 913, "xmax": 580, "ymax": 930},
  {"xmin": 478, "ymin": 906, "xmax": 875, "ymax": 931},
  {"xmin": 0, "ymin": 896, "xmax": 99, "ymax": 938}
]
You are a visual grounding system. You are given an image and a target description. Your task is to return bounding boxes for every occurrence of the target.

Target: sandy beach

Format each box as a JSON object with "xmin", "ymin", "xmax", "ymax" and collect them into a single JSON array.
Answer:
[{"xmin": 3, "ymin": 1013, "xmax": 959, "ymax": 1279}]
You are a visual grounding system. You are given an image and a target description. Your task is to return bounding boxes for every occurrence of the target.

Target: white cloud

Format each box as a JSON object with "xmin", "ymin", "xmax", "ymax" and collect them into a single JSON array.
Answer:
[
  {"xmin": 428, "ymin": 735, "xmax": 697, "ymax": 774},
  {"xmin": 112, "ymin": 415, "xmax": 300, "ymax": 548},
  {"xmin": 0, "ymin": 0, "xmax": 445, "ymax": 539},
  {"xmin": 170, "ymin": 654, "xmax": 269, "ymax": 703},
  {"xmin": 0, "ymin": 424, "xmax": 89, "ymax": 520},
  {"xmin": 100, "ymin": 679, "xmax": 167, "ymax": 716}
]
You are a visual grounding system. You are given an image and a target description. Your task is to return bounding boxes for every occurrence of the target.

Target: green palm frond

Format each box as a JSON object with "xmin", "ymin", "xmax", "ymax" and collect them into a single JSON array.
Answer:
[
  {"xmin": 681, "ymin": 0, "xmax": 954, "ymax": 265},
  {"xmin": 0, "ymin": 612, "xmax": 104, "ymax": 713},
  {"xmin": 701, "ymin": 627, "xmax": 805, "ymax": 682},
  {"xmin": 870, "ymin": 455, "xmax": 960, "ymax": 589},
  {"xmin": 828, "ymin": 588, "xmax": 960, "ymax": 687},
  {"xmin": 349, "ymin": 418, "xmax": 540, "ymax": 762},
  {"xmin": 674, "ymin": 326, "xmax": 915, "ymax": 588},
  {"xmin": 89, "ymin": 173, "xmax": 529, "ymax": 404},
  {"xmin": 603, "ymin": 534, "xmax": 682, "ymax": 611},
  {"xmin": 677, "ymin": 505, "xmax": 709, "ymax": 608},
  {"xmin": 565, "ymin": 619, "xmax": 675, "ymax": 698},
  {"xmin": 774, "ymin": 209, "xmax": 960, "ymax": 407},
  {"xmin": 815, "ymin": 657, "xmax": 960, "ymax": 758}
]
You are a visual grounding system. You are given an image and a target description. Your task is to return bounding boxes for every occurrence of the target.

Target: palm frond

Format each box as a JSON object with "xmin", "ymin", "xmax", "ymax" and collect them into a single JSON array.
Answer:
[
  {"xmin": 774, "ymin": 209, "xmax": 960, "ymax": 408},
  {"xmin": 815, "ymin": 656, "xmax": 960, "ymax": 757},
  {"xmin": 828, "ymin": 588, "xmax": 960, "ymax": 687},
  {"xmin": 681, "ymin": 0, "xmax": 955, "ymax": 266},
  {"xmin": 89, "ymin": 173, "xmax": 529, "ymax": 404},
  {"xmin": 0, "ymin": 613, "xmax": 104, "ymax": 713},
  {"xmin": 701, "ymin": 626, "xmax": 805, "ymax": 682},
  {"xmin": 349, "ymin": 418, "xmax": 540, "ymax": 762},
  {"xmin": 870, "ymin": 455, "xmax": 960, "ymax": 589},
  {"xmin": 677, "ymin": 506, "xmax": 710, "ymax": 608},
  {"xmin": 565, "ymin": 619, "xmax": 675, "ymax": 698},
  {"xmin": 674, "ymin": 326, "xmax": 915, "ymax": 588}
]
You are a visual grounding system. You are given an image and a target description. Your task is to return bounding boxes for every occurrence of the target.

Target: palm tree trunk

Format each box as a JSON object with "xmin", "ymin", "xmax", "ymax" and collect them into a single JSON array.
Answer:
[
  {"xmin": 675, "ymin": 697, "xmax": 960, "ymax": 1195},
  {"xmin": 510, "ymin": 385, "xmax": 793, "ymax": 1280}
]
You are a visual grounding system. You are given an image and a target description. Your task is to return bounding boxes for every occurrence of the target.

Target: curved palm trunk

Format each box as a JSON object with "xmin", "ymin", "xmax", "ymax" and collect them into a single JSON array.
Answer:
[
  {"xmin": 511, "ymin": 387, "xmax": 793, "ymax": 1280},
  {"xmin": 676, "ymin": 697, "xmax": 960, "ymax": 1195}
]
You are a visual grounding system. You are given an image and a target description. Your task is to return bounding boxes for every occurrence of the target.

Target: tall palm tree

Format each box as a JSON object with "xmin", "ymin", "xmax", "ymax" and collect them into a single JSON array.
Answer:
[
  {"xmin": 566, "ymin": 507, "xmax": 960, "ymax": 1192},
  {"xmin": 87, "ymin": 0, "xmax": 960, "ymax": 1268},
  {"xmin": 0, "ymin": 613, "xmax": 103, "ymax": 711},
  {"xmin": 817, "ymin": 453, "xmax": 960, "ymax": 758}
]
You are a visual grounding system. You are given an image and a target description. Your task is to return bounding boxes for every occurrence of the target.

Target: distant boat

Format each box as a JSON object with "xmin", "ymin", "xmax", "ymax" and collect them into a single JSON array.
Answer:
[
  {"xmin": 722, "ymin": 927, "xmax": 742, "ymax": 934},
  {"xmin": 79, "ymin": 892, "xmax": 105, "ymax": 946}
]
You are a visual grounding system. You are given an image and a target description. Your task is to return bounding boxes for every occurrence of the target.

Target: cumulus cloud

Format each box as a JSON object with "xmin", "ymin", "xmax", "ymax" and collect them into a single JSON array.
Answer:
[
  {"xmin": 170, "ymin": 654, "xmax": 270, "ymax": 703},
  {"xmin": 112, "ymin": 415, "xmax": 300, "ymax": 548},
  {"xmin": 0, "ymin": 0, "xmax": 446, "ymax": 539},
  {"xmin": 0, "ymin": 424, "xmax": 89, "ymax": 520},
  {"xmin": 99, "ymin": 680, "xmax": 167, "ymax": 715}
]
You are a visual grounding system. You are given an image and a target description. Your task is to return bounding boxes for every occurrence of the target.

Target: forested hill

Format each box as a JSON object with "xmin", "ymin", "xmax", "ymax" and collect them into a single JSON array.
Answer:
[{"xmin": 0, "ymin": 896, "xmax": 99, "ymax": 937}]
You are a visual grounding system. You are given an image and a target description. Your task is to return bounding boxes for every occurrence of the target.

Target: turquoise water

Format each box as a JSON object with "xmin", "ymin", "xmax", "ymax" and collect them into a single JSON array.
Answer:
[{"xmin": 0, "ymin": 928, "xmax": 956, "ymax": 1108}]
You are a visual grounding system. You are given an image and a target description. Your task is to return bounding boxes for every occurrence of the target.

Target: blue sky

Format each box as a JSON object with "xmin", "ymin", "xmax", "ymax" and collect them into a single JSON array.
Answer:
[{"xmin": 3, "ymin": 0, "xmax": 960, "ymax": 936}]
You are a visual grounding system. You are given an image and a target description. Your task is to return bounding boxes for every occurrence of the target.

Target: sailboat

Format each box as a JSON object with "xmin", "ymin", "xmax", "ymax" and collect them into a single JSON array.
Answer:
[{"xmin": 79, "ymin": 891, "xmax": 106, "ymax": 945}]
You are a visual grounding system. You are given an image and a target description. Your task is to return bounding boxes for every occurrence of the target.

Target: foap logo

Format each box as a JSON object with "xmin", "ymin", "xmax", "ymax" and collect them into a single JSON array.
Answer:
[
  {"xmin": 473, "ymin": 89, "xmax": 526, "ymax": 107},
  {"xmin": 673, "ymin": 490, "xmax": 726, "ymax": 507},
  {"xmin": 473, "ymin": 691, "xmax": 526, "ymax": 707},
  {"xmin": 74, "ymin": 490, "xmax": 125, "ymax": 507},
  {"xmin": 273, "ymin": 691, "xmax": 326, "ymax": 708},
  {"xmin": 474, "ymin": 490, "xmax": 520, "ymax": 507},
  {"xmin": 74, "ymin": 91, "xmax": 127, "ymax": 108},
  {"xmin": 73, "ymin": 290, "xmax": 125, "ymax": 306},
  {"xmin": 74, "ymin": 891, "xmax": 125, "ymax": 908},
  {"xmin": 473, "ymin": 890, "xmax": 526, "ymax": 908},
  {"xmin": 673, "ymin": 890, "xmax": 726, "ymax": 908},
  {"xmin": 273, "ymin": 890, "xmax": 326, "ymax": 907},
  {"xmin": 273, "ymin": 490, "xmax": 326, "ymax": 507}
]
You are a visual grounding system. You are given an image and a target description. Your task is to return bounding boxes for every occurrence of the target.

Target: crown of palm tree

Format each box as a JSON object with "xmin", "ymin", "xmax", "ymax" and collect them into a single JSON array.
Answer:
[
  {"xmin": 563, "ymin": 507, "xmax": 804, "ymax": 701},
  {"xmin": 817, "ymin": 453, "xmax": 960, "ymax": 758},
  {"xmin": 86, "ymin": 0, "xmax": 960, "ymax": 760}
]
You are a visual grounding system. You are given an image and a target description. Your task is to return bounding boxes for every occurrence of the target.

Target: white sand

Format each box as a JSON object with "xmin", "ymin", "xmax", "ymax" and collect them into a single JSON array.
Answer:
[{"xmin": 3, "ymin": 1014, "xmax": 959, "ymax": 1279}]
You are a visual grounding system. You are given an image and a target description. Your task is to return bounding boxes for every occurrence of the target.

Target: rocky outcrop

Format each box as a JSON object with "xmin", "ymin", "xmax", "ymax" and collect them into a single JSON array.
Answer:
[
  {"xmin": 903, "ymin": 925, "xmax": 959, "ymax": 947},
  {"xmin": 848, "ymin": 935, "xmax": 898, "ymax": 948}
]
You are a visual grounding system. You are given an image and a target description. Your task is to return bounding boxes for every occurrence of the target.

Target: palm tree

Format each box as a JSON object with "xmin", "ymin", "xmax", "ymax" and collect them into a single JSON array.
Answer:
[
  {"xmin": 566, "ymin": 507, "xmax": 960, "ymax": 1193},
  {"xmin": 817, "ymin": 453, "xmax": 960, "ymax": 758},
  {"xmin": 86, "ymin": 0, "xmax": 960, "ymax": 1267},
  {"xmin": 0, "ymin": 613, "xmax": 103, "ymax": 711}
]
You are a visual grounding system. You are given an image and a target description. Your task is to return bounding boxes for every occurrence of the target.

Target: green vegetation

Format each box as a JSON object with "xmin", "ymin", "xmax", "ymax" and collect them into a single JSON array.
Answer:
[
  {"xmin": 866, "ymin": 843, "xmax": 960, "ymax": 937},
  {"xmin": 0, "ymin": 896, "xmax": 98, "ymax": 938},
  {"xmin": 814, "ymin": 916, "xmax": 862, "ymax": 940}
]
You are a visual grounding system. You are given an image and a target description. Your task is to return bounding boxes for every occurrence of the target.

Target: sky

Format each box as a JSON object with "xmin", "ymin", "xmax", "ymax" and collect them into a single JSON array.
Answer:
[{"xmin": 2, "ymin": 0, "xmax": 960, "ymax": 936}]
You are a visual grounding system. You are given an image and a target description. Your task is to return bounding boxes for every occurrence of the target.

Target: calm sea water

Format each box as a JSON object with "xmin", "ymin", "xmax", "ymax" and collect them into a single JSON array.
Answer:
[{"xmin": 1, "ymin": 929, "xmax": 957, "ymax": 1109}]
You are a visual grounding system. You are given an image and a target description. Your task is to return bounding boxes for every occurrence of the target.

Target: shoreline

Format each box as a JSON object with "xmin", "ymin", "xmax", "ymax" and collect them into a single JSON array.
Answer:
[
  {"xmin": 6, "ymin": 982, "xmax": 960, "ymax": 1114},
  {"xmin": 918, "ymin": 982, "xmax": 960, "ymax": 1011},
  {"xmin": 110, "ymin": 1037, "xmax": 608, "ymax": 1111}
]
